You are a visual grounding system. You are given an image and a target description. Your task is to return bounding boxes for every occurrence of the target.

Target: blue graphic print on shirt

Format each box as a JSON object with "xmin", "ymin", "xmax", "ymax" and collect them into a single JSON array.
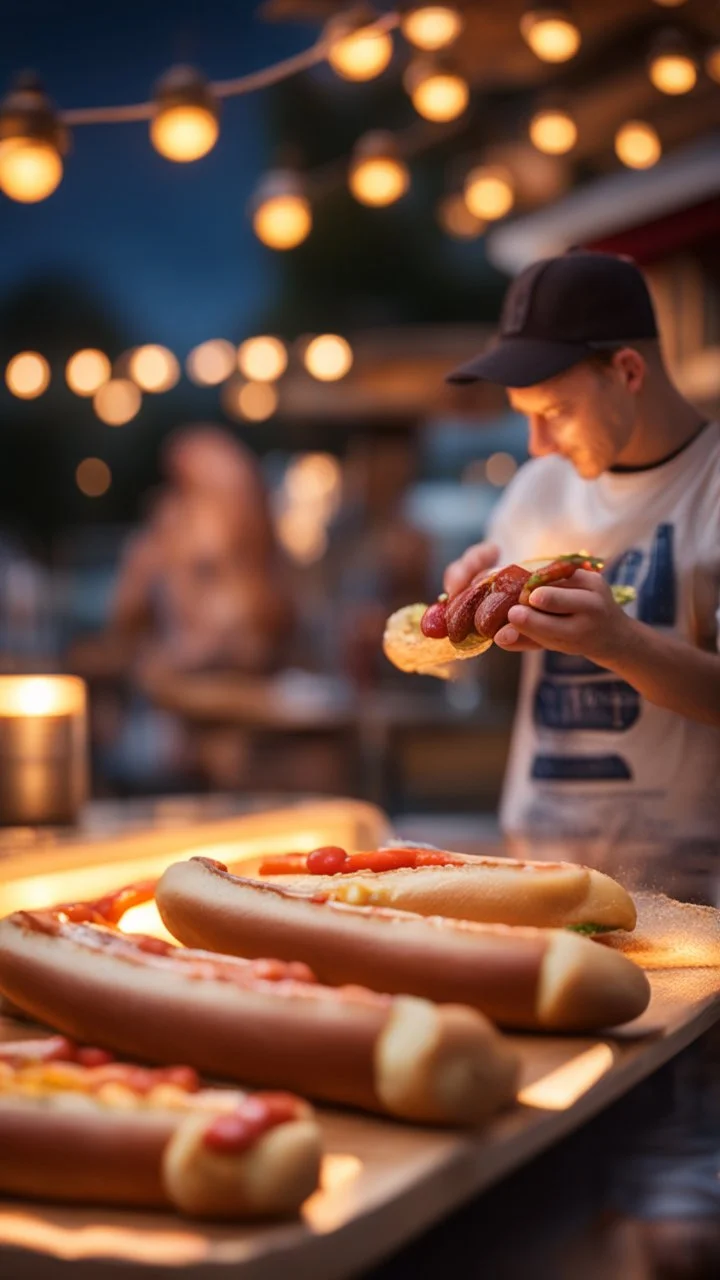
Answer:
[{"xmin": 531, "ymin": 524, "xmax": 675, "ymax": 781}]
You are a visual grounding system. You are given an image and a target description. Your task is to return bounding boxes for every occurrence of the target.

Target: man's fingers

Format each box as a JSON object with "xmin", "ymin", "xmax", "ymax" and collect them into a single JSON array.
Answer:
[
  {"xmin": 493, "ymin": 625, "xmax": 542, "ymax": 652},
  {"xmin": 526, "ymin": 586, "xmax": 597, "ymax": 615},
  {"xmin": 443, "ymin": 541, "xmax": 499, "ymax": 595},
  {"xmin": 506, "ymin": 604, "xmax": 576, "ymax": 644}
]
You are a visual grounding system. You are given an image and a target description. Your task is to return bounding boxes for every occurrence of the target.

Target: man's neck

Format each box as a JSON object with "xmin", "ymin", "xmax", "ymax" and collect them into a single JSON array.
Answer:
[{"xmin": 613, "ymin": 381, "xmax": 707, "ymax": 470}]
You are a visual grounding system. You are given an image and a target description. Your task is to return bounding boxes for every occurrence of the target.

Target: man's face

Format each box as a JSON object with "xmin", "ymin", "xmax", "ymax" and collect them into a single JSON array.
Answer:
[{"xmin": 508, "ymin": 355, "xmax": 640, "ymax": 480}]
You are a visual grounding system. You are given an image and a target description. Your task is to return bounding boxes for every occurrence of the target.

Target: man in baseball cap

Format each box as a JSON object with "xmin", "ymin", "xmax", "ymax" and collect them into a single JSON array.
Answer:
[{"xmin": 442, "ymin": 248, "xmax": 720, "ymax": 860}]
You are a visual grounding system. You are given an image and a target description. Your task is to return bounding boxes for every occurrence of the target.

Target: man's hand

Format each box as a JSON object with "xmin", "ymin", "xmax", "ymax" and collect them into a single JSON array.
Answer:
[
  {"xmin": 494, "ymin": 569, "xmax": 631, "ymax": 662},
  {"xmin": 443, "ymin": 540, "xmax": 499, "ymax": 596}
]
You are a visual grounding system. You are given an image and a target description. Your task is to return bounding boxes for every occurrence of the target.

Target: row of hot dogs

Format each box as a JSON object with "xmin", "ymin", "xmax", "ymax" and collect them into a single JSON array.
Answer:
[{"xmin": 0, "ymin": 845, "xmax": 651, "ymax": 1222}]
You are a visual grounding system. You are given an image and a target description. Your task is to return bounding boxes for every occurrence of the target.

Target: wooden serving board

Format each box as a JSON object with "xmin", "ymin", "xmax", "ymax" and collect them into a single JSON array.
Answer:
[{"xmin": 2, "ymin": 968, "xmax": 719, "ymax": 1280}]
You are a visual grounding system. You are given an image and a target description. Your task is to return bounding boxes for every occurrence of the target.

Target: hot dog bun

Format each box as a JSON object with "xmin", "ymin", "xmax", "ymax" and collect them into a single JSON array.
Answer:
[
  {"xmin": 259, "ymin": 852, "xmax": 636, "ymax": 933},
  {"xmin": 156, "ymin": 859, "xmax": 650, "ymax": 1031},
  {"xmin": 0, "ymin": 1046, "xmax": 321, "ymax": 1217},
  {"xmin": 0, "ymin": 911, "xmax": 518, "ymax": 1126}
]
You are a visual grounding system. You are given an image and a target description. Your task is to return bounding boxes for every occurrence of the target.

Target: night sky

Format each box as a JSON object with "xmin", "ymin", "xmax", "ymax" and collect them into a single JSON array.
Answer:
[{"xmin": 1, "ymin": 0, "xmax": 310, "ymax": 351}]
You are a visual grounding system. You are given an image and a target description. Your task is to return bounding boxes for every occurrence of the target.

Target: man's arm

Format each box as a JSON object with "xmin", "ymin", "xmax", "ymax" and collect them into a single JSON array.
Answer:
[{"xmin": 496, "ymin": 570, "xmax": 720, "ymax": 728}]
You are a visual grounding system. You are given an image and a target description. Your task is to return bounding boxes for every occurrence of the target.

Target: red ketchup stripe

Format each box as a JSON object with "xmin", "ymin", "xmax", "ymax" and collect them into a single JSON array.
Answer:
[{"xmin": 203, "ymin": 1094, "xmax": 301, "ymax": 1154}]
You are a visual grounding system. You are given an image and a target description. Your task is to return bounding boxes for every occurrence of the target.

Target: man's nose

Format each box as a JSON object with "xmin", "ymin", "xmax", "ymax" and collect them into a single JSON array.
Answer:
[{"xmin": 527, "ymin": 414, "xmax": 555, "ymax": 457}]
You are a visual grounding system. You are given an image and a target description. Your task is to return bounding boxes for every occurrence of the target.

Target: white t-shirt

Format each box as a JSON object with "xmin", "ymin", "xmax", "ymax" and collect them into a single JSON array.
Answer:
[{"xmin": 488, "ymin": 421, "xmax": 720, "ymax": 857}]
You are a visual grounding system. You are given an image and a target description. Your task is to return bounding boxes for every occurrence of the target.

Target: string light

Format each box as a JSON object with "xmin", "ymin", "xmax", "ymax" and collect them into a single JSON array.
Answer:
[
  {"xmin": 303, "ymin": 335, "xmax": 353, "ymax": 381},
  {"xmin": 0, "ymin": 75, "xmax": 67, "ymax": 203},
  {"xmin": 326, "ymin": 13, "xmax": 394, "ymax": 81},
  {"xmin": 464, "ymin": 165, "xmax": 515, "ymax": 220},
  {"xmin": 707, "ymin": 46, "xmax": 720, "ymax": 85},
  {"xmin": 128, "ymin": 345, "xmax": 180, "ymax": 392},
  {"xmin": 437, "ymin": 193, "xmax": 485, "ymax": 239},
  {"xmin": 529, "ymin": 107, "xmax": 577, "ymax": 155},
  {"xmin": 404, "ymin": 60, "xmax": 469, "ymax": 122},
  {"xmin": 222, "ymin": 378, "xmax": 278, "ymax": 422},
  {"xmin": 5, "ymin": 351, "xmax": 50, "ymax": 398},
  {"xmin": 651, "ymin": 0, "xmax": 688, "ymax": 7},
  {"xmin": 520, "ymin": 7, "xmax": 581, "ymax": 63},
  {"xmin": 648, "ymin": 35, "xmax": 697, "ymax": 95},
  {"xmin": 65, "ymin": 349, "xmax": 111, "ymax": 396},
  {"xmin": 614, "ymin": 120, "xmax": 662, "ymax": 169},
  {"xmin": 76, "ymin": 458, "xmax": 111, "ymax": 497},
  {"xmin": 185, "ymin": 339, "xmax": 236, "ymax": 386},
  {"xmin": 237, "ymin": 336, "xmax": 288, "ymax": 382},
  {"xmin": 150, "ymin": 66, "xmax": 219, "ymax": 162},
  {"xmin": 401, "ymin": 6, "xmax": 464, "ymax": 51},
  {"xmin": 251, "ymin": 170, "xmax": 312, "ymax": 249},
  {"xmin": 93, "ymin": 379, "xmax": 141, "ymax": 425},
  {"xmin": 349, "ymin": 132, "xmax": 410, "ymax": 206}
]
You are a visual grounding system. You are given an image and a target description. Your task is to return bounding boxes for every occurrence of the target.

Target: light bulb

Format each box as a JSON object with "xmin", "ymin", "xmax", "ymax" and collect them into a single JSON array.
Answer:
[
  {"xmin": 327, "ymin": 21, "xmax": 393, "ymax": 81},
  {"xmin": 237, "ymin": 336, "xmax": 288, "ymax": 382},
  {"xmin": 529, "ymin": 108, "xmax": 577, "ymax": 154},
  {"xmin": 303, "ymin": 335, "xmax": 353, "ymax": 381},
  {"xmin": 520, "ymin": 9, "xmax": 581, "ymax": 63},
  {"xmin": 5, "ymin": 351, "xmax": 50, "ymax": 398},
  {"xmin": 94, "ymin": 379, "xmax": 141, "ymax": 426},
  {"xmin": 614, "ymin": 121, "xmax": 661, "ymax": 170},
  {"xmin": 408, "ymin": 68, "xmax": 469, "ymax": 121},
  {"xmin": 222, "ymin": 378, "xmax": 278, "ymax": 422},
  {"xmin": 150, "ymin": 66, "xmax": 219, "ymax": 162},
  {"xmin": 66, "ymin": 349, "xmax": 111, "ymax": 397},
  {"xmin": 401, "ymin": 6, "xmax": 464, "ymax": 51},
  {"xmin": 349, "ymin": 133, "xmax": 410, "ymax": 206},
  {"xmin": 0, "ymin": 75, "xmax": 67, "ymax": 203},
  {"xmin": 76, "ymin": 458, "xmax": 111, "ymax": 497},
  {"xmin": 128, "ymin": 345, "xmax": 180, "ymax": 393},
  {"xmin": 151, "ymin": 105, "xmax": 218, "ymax": 162},
  {"xmin": 464, "ymin": 165, "xmax": 515, "ymax": 220},
  {"xmin": 0, "ymin": 138, "xmax": 63, "ymax": 202},
  {"xmin": 437, "ymin": 193, "xmax": 485, "ymax": 239},
  {"xmin": 185, "ymin": 339, "xmax": 236, "ymax": 386},
  {"xmin": 648, "ymin": 51, "xmax": 697, "ymax": 95},
  {"xmin": 707, "ymin": 46, "xmax": 720, "ymax": 85},
  {"xmin": 251, "ymin": 170, "xmax": 312, "ymax": 249}
]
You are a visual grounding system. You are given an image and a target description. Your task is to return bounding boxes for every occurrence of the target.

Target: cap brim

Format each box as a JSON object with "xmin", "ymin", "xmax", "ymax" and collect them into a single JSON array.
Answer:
[{"xmin": 446, "ymin": 337, "xmax": 592, "ymax": 388}]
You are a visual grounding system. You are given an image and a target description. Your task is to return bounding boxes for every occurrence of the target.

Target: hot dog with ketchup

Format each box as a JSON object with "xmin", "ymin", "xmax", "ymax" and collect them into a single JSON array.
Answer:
[
  {"xmin": 0, "ymin": 1036, "xmax": 321, "ymax": 1218},
  {"xmin": 251, "ymin": 845, "xmax": 635, "ymax": 934},
  {"xmin": 155, "ymin": 858, "xmax": 650, "ymax": 1032},
  {"xmin": 383, "ymin": 554, "xmax": 634, "ymax": 678},
  {"xmin": 0, "ymin": 907, "xmax": 518, "ymax": 1127}
]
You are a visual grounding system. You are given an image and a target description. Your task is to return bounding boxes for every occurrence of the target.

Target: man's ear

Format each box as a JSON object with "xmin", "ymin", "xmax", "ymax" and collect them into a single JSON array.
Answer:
[{"xmin": 612, "ymin": 347, "xmax": 646, "ymax": 394}]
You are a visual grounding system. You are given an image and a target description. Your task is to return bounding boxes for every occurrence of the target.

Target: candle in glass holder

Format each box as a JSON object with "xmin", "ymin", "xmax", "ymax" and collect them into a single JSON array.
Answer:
[{"xmin": 0, "ymin": 676, "xmax": 88, "ymax": 826}]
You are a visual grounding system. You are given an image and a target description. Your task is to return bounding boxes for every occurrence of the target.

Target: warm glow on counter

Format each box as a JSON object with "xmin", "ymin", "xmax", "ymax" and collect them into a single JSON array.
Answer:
[{"xmin": 518, "ymin": 1044, "xmax": 615, "ymax": 1110}]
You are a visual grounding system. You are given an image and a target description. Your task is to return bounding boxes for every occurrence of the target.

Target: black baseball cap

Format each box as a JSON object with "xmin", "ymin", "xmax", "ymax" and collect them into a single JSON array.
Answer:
[{"xmin": 447, "ymin": 248, "xmax": 658, "ymax": 388}]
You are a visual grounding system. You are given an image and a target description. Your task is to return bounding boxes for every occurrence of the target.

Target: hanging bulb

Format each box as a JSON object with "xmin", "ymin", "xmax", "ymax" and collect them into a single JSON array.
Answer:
[
  {"xmin": 251, "ymin": 170, "xmax": 312, "ymax": 249},
  {"xmin": 404, "ymin": 59, "xmax": 470, "ymax": 122},
  {"xmin": 529, "ymin": 107, "xmax": 577, "ymax": 154},
  {"xmin": 237, "ymin": 336, "xmax": 288, "ymax": 382},
  {"xmin": 437, "ymin": 193, "xmax": 485, "ymax": 239},
  {"xmin": 303, "ymin": 335, "xmax": 353, "ymax": 381},
  {"xmin": 520, "ymin": 7, "xmax": 581, "ymax": 63},
  {"xmin": 94, "ymin": 379, "xmax": 141, "ymax": 425},
  {"xmin": 128, "ymin": 345, "xmax": 180, "ymax": 393},
  {"xmin": 222, "ymin": 378, "xmax": 278, "ymax": 422},
  {"xmin": 326, "ymin": 12, "xmax": 394, "ymax": 81},
  {"xmin": 66, "ymin": 349, "xmax": 111, "ymax": 396},
  {"xmin": 349, "ymin": 132, "xmax": 410, "ymax": 206},
  {"xmin": 5, "ymin": 351, "xmax": 50, "ymax": 398},
  {"xmin": 464, "ymin": 165, "xmax": 515, "ymax": 220},
  {"xmin": 186, "ymin": 339, "xmax": 236, "ymax": 386},
  {"xmin": 401, "ymin": 6, "xmax": 464, "ymax": 52},
  {"xmin": 150, "ymin": 66, "xmax": 219, "ymax": 162},
  {"xmin": 648, "ymin": 32, "xmax": 698, "ymax": 95},
  {"xmin": 0, "ymin": 74, "xmax": 68, "ymax": 203},
  {"xmin": 615, "ymin": 121, "xmax": 662, "ymax": 169}
]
